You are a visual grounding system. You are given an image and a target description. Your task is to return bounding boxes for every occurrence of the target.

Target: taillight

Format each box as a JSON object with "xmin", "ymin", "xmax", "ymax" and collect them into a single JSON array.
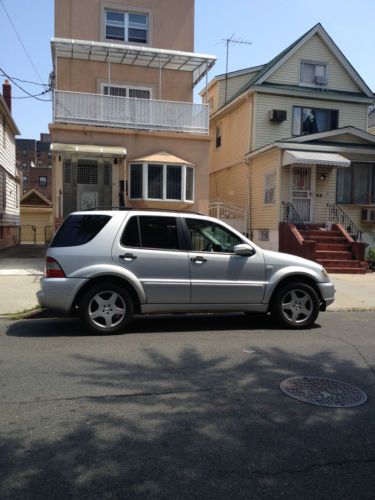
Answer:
[{"xmin": 45, "ymin": 257, "xmax": 66, "ymax": 278}]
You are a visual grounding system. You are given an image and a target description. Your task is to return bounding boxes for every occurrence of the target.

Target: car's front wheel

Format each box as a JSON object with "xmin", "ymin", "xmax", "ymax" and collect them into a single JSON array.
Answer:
[
  {"xmin": 80, "ymin": 283, "xmax": 134, "ymax": 334},
  {"xmin": 271, "ymin": 282, "xmax": 320, "ymax": 329}
]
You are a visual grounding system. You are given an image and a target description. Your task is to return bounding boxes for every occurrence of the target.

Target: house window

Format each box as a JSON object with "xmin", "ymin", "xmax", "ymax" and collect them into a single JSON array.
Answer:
[
  {"xmin": 258, "ymin": 230, "xmax": 269, "ymax": 242},
  {"xmin": 337, "ymin": 163, "xmax": 375, "ymax": 205},
  {"xmin": 0, "ymin": 168, "xmax": 6, "ymax": 210},
  {"xmin": 103, "ymin": 84, "xmax": 151, "ymax": 99},
  {"xmin": 293, "ymin": 106, "xmax": 338, "ymax": 136},
  {"xmin": 105, "ymin": 10, "xmax": 148, "ymax": 44},
  {"xmin": 216, "ymin": 125, "xmax": 222, "ymax": 148},
  {"xmin": 264, "ymin": 172, "xmax": 275, "ymax": 204},
  {"xmin": 300, "ymin": 61, "xmax": 327, "ymax": 86},
  {"xmin": 129, "ymin": 163, "xmax": 194, "ymax": 202},
  {"xmin": 23, "ymin": 175, "xmax": 28, "ymax": 193},
  {"xmin": 39, "ymin": 176, "xmax": 47, "ymax": 187}
]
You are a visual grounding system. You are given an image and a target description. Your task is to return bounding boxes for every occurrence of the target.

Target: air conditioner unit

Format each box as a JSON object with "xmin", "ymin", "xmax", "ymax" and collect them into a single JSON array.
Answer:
[
  {"xmin": 315, "ymin": 75, "xmax": 327, "ymax": 85},
  {"xmin": 269, "ymin": 109, "xmax": 287, "ymax": 122},
  {"xmin": 361, "ymin": 208, "xmax": 375, "ymax": 222}
]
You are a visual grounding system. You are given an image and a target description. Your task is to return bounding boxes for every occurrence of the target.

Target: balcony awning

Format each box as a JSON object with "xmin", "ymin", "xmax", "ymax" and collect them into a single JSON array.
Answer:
[
  {"xmin": 130, "ymin": 151, "xmax": 194, "ymax": 166},
  {"xmin": 52, "ymin": 38, "xmax": 216, "ymax": 87},
  {"xmin": 282, "ymin": 150, "xmax": 351, "ymax": 167},
  {"xmin": 50, "ymin": 143, "xmax": 126, "ymax": 157}
]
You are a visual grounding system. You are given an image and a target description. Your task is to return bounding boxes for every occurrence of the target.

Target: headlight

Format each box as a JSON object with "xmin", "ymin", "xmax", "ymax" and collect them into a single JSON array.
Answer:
[{"xmin": 320, "ymin": 267, "xmax": 329, "ymax": 279}]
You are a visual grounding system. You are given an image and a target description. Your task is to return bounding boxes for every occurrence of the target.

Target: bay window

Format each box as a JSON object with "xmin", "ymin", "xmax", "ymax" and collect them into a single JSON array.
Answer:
[
  {"xmin": 337, "ymin": 163, "xmax": 375, "ymax": 205},
  {"xmin": 129, "ymin": 163, "xmax": 194, "ymax": 202}
]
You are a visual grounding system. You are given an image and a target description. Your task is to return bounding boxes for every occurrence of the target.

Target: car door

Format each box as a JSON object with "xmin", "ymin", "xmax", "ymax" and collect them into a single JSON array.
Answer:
[
  {"xmin": 183, "ymin": 216, "xmax": 266, "ymax": 304},
  {"xmin": 113, "ymin": 214, "xmax": 190, "ymax": 304}
]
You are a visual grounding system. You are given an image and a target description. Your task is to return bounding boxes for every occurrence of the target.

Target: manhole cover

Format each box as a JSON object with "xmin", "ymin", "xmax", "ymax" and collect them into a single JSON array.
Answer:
[{"xmin": 280, "ymin": 377, "xmax": 367, "ymax": 408}]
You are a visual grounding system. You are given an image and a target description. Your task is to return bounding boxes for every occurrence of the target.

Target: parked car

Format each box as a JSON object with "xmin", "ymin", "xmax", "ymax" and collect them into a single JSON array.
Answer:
[{"xmin": 37, "ymin": 210, "xmax": 335, "ymax": 333}]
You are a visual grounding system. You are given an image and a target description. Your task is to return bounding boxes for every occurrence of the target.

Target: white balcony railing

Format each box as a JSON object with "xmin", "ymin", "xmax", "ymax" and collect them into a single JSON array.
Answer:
[{"xmin": 54, "ymin": 90, "xmax": 209, "ymax": 135}]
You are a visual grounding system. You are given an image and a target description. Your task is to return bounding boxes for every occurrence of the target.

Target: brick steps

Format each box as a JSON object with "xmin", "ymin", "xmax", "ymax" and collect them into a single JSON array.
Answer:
[{"xmin": 305, "ymin": 227, "xmax": 365, "ymax": 274}]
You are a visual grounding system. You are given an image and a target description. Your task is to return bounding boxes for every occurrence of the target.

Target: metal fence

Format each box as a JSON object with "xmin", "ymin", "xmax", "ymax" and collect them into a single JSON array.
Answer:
[{"xmin": 54, "ymin": 90, "xmax": 209, "ymax": 135}]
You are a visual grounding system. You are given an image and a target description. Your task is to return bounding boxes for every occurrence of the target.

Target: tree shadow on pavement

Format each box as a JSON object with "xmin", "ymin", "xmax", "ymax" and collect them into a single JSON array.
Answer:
[{"xmin": 1, "ymin": 345, "xmax": 375, "ymax": 499}]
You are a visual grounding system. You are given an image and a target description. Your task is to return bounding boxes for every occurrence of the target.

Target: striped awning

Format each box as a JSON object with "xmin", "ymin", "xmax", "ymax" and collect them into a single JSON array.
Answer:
[{"xmin": 282, "ymin": 150, "xmax": 351, "ymax": 167}]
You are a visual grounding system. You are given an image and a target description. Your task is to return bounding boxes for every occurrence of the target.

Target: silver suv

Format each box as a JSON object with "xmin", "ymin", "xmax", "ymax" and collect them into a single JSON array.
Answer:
[{"xmin": 37, "ymin": 210, "xmax": 335, "ymax": 333}]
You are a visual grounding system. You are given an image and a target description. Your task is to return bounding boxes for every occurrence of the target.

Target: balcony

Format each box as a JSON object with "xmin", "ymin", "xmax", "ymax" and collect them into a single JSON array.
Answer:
[{"xmin": 54, "ymin": 90, "xmax": 209, "ymax": 135}]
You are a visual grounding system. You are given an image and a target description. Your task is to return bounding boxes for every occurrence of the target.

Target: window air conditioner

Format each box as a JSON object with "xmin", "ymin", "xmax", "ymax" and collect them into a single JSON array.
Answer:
[
  {"xmin": 315, "ymin": 75, "xmax": 327, "ymax": 85},
  {"xmin": 269, "ymin": 109, "xmax": 287, "ymax": 122},
  {"xmin": 361, "ymin": 208, "xmax": 375, "ymax": 222}
]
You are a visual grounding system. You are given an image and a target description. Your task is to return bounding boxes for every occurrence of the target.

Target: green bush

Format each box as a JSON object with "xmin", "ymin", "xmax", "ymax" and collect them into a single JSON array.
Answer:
[{"xmin": 367, "ymin": 247, "xmax": 375, "ymax": 262}]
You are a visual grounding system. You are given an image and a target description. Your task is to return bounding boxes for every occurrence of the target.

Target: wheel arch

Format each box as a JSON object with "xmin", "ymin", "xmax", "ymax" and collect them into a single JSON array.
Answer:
[
  {"xmin": 73, "ymin": 275, "xmax": 143, "ymax": 314},
  {"xmin": 267, "ymin": 274, "xmax": 323, "ymax": 312}
]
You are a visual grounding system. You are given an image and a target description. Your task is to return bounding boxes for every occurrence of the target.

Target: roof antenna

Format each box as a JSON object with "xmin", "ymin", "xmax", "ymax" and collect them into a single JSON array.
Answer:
[{"xmin": 221, "ymin": 34, "xmax": 253, "ymax": 104}]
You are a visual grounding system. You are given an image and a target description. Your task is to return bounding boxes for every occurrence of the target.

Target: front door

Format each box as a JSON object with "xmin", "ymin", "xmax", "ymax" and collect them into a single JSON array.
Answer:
[
  {"xmin": 290, "ymin": 166, "xmax": 315, "ymax": 222},
  {"xmin": 183, "ymin": 217, "xmax": 265, "ymax": 304}
]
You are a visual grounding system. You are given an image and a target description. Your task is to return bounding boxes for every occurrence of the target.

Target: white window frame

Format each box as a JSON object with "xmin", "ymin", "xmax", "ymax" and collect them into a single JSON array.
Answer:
[
  {"xmin": 104, "ymin": 9, "xmax": 149, "ymax": 44},
  {"xmin": 101, "ymin": 83, "xmax": 152, "ymax": 99},
  {"xmin": 299, "ymin": 60, "xmax": 328, "ymax": 88},
  {"xmin": 129, "ymin": 163, "xmax": 194, "ymax": 203},
  {"xmin": 264, "ymin": 171, "xmax": 276, "ymax": 204}
]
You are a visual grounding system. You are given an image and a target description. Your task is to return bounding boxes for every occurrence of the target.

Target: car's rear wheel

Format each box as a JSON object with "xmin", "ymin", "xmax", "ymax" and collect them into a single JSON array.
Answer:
[
  {"xmin": 80, "ymin": 283, "xmax": 134, "ymax": 334},
  {"xmin": 271, "ymin": 282, "xmax": 320, "ymax": 329}
]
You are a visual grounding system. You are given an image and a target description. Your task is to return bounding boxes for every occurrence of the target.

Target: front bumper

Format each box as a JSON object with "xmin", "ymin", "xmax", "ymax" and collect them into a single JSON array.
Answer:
[
  {"xmin": 317, "ymin": 282, "xmax": 336, "ymax": 309},
  {"xmin": 37, "ymin": 277, "xmax": 89, "ymax": 313}
]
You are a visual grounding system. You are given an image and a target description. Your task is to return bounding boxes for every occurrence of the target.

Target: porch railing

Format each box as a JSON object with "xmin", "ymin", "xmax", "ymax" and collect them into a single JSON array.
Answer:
[
  {"xmin": 54, "ymin": 90, "xmax": 209, "ymax": 135},
  {"xmin": 281, "ymin": 201, "xmax": 309, "ymax": 237},
  {"xmin": 326, "ymin": 203, "xmax": 363, "ymax": 242}
]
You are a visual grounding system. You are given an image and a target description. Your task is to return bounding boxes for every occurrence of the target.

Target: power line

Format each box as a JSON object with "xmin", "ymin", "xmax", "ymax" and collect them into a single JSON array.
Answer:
[
  {"xmin": 0, "ymin": 67, "xmax": 52, "ymax": 102},
  {"xmin": 2, "ymin": 74, "xmax": 48, "ymax": 87},
  {"xmin": 0, "ymin": 0, "xmax": 45, "ymax": 84},
  {"xmin": 12, "ymin": 89, "xmax": 51, "ymax": 99}
]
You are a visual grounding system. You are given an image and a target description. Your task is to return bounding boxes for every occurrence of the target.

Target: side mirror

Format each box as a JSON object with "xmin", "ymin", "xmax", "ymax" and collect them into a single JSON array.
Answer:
[{"xmin": 234, "ymin": 243, "xmax": 255, "ymax": 256}]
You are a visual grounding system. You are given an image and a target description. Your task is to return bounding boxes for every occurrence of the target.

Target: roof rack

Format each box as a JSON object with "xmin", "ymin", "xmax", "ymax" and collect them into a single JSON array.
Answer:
[{"xmin": 86, "ymin": 206, "xmax": 204, "ymax": 215}]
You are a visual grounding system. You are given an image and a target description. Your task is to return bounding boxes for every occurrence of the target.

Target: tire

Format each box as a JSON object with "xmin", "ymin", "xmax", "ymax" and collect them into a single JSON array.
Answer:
[
  {"xmin": 80, "ymin": 282, "xmax": 134, "ymax": 334},
  {"xmin": 270, "ymin": 282, "xmax": 320, "ymax": 329}
]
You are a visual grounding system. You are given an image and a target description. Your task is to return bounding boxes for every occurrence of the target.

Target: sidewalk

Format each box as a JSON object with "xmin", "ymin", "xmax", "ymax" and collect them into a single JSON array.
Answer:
[{"xmin": 0, "ymin": 245, "xmax": 374, "ymax": 315}]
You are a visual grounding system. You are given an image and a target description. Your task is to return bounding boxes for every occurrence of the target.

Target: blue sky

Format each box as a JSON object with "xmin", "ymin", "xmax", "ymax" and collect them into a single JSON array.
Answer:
[{"xmin": 1, "ymin": 0, "xmax": 374, "ymax": 139}]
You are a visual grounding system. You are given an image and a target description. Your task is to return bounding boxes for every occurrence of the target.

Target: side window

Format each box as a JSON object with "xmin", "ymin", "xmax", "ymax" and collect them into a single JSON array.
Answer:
[
  {"xmin": 121, "ymin": 216, "xmax": 141, "ymax": 247},
  {"xmin": 185, "ymin": 218, "xmax": 242, "ymax": 253},
  {"xmin": 121, "ymin": 216, "xmax": 180, "ymax": 250}
]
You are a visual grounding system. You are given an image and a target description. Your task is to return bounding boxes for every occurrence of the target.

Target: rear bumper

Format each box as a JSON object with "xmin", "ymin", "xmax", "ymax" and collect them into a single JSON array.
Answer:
[
  {"xmin": 317, "ymin": 282, "xmax": 335, "ymax": 309},
  {"xmin": 37, "ymin": 277, "xmax": 89, "ymax": 313}
]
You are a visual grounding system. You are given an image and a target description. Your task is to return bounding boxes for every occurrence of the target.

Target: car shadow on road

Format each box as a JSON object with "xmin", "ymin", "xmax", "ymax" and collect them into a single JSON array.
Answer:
[{"xmin": 5, "ymin": 312, "xmax": 322, "ymax": 338}]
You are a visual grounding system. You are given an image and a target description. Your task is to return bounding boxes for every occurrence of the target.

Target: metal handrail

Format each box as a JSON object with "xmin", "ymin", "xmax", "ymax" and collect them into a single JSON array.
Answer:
[
  {"xmin": 281, "ymin": 202, "xmax": 309, "ymax": 237},
  {"xmin": 326, "ymin": 203, "xmax": 363, "ymax": 242}
]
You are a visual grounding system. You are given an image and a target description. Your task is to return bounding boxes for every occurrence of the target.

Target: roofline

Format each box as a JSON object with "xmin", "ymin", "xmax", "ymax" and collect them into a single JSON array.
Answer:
[
  {"xmin": 281, "ymin": 126, "xmax": 375, "ymax": 144},
  {"xmin": 0, "ymin": 95, "xmax": 20, "ymax": 135},
  {"xmin": 199, "ymin": 65, "xmax": 265, "ymax": 97},
  {"xmin": 255, "ymin": 24, "xmax": 373, "ymax": 98},
  {"xmin": 209, "ymin": 89, "xmax": 254, "ymax": 121},
  {"xmin": 245, "ymin": 140, "xmax": 375, "ymax": 160}
]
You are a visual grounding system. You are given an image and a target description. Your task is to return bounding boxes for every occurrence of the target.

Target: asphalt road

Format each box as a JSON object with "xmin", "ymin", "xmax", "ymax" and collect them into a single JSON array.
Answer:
[{"xmin": 1, "ymin": 311, "xmax": 375, "ymax": 499}]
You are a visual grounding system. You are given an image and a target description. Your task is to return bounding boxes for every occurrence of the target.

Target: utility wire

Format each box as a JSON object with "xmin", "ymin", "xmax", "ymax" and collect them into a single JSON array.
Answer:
[
  {"xmin": 0, "ymin": 0, "xmax": 45, "ymax": 84},
  {"xmin": 0, "ymin": 67, "xmax": 52, "ymax": 102},
  {"xmin": 0, "ymin": 73, "xmax": 48, "ymax": 87},
  {"xmin": 12, "ymin": 89, "xmax": 51, "ymax": 99}
]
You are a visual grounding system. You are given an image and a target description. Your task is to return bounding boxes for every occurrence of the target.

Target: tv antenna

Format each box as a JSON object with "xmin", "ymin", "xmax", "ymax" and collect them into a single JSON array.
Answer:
[{"xmin": 222, "ymin": 34, "xmax": 253, "ymax": 103}]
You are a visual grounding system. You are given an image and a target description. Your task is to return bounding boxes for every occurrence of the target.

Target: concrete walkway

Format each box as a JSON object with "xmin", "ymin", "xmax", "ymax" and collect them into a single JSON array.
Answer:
[{"xmin": 0, "ymin": 245, "xmax": 374, "ymax": 315}]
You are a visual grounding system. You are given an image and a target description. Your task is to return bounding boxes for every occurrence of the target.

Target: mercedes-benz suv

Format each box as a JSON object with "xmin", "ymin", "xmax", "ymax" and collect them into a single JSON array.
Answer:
[{"xmin": 37, "ymin": 210, "xmax": 335, "ymax": 333}]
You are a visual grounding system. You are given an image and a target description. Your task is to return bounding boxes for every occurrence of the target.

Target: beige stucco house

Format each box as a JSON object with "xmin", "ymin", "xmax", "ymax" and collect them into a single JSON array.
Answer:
[
  {"xmin": 203, "ymin": 23, "xmax": 375, "ymax": 272},
  {"xmin": 49, "ymin": 0, "xmax": 215, "ymax": 224}
]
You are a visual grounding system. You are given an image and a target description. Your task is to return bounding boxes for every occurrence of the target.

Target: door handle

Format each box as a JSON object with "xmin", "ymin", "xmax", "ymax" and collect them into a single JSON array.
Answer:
[
  {"xmin": 191, "ymin": 256, "xmax": 207, "ymax": 263},
  {"xmin": 119, "ymin": 253, "xmax": 137, "ymax": 261}
]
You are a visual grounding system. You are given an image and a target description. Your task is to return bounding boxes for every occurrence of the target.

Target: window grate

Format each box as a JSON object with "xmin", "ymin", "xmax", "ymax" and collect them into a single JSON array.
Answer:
[
  {"xmin": 77, "ymin": 160, "xmax": 98, "ymax": 185},
  {"xmin": 104, "ymin": 162, "xmax": 112, "ymax": 186},
  {"xmin": 63, "ymin": 160, "xmax": 72, "ymax": 184}
]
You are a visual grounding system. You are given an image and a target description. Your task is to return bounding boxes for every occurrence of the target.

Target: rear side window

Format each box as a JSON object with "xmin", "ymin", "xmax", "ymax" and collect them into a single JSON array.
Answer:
[
  {"xmin": 51, "ymin": 214, "xmax": 112, "ymax": 247},
  {"xmin": 121, "ymin": 215, "xmax": 180, "ymax": 250}
]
